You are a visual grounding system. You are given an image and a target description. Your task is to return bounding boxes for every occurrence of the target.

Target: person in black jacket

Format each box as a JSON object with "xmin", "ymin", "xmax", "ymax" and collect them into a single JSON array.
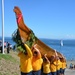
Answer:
[{"xmin": 7, "ymin": 42, "xmax": 10, "ymax": 53}]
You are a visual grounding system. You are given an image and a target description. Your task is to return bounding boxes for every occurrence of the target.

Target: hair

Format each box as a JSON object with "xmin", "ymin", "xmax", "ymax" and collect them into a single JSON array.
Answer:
[
  {"xmin": 43, "ymin": 57, "xmax": 47, "ymax": 62},
  {"xmin": 34, "ymin": 51, "xmax": 38, "ymax": 55},
  {"xmin": 50, "ymin": 55, "xmax": 55, "ymax": 63},
  {"xmin": 24, "ymin": 52, "xmax": 28, "ymax": 55}
]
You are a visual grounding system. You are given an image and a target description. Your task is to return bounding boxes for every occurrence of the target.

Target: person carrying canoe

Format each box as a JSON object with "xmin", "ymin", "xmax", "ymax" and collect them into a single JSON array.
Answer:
[
  {"xmin": 32, "ymin": 44, "xmax": 43, "ymax": 75},
  {"xmin": 18, "ymin": 44, "xmax": 33, "ymax": 75}
]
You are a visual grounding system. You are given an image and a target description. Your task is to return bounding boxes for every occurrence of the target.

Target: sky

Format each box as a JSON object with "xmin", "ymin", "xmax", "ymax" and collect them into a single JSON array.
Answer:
[{"xmin": 0, "ymin": 0, "xmax": 75, "ymax": 39}]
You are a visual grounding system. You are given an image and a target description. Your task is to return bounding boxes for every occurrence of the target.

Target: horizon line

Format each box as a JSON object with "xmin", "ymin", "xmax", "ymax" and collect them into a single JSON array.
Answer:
[{"xmin": 0, "ymin": 36, "xmax": 75, "ymax": 40}]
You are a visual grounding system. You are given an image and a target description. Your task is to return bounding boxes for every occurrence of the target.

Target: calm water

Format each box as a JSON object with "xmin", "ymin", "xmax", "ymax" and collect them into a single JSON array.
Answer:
[
  {"xmin": 40, "ymin": 38, "xmax": 75, "ymax": 60},
  {"xmin": 0, "ymin": 37, "xmax": 16, "ymax": 46},
  {"xmin": 0, "ymin": 37, "xmax": 75, "ymax": 60}
]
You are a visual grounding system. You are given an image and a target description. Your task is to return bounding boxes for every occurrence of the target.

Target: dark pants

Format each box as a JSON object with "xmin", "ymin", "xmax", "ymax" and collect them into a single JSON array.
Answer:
[
  {"xmin": 21, "ymin": 71, "xmax": 32, "ymax": 75},
  {"xmin": 60, "ymin": 68, "xmax": 65, "ymax": 75},
  {"xmin": 43, "ymin": 72, "xmax": 52, "ymax": 75},
  {"xmin": 60, "ymin": 68, "xmax": 63, "ymax": 74},
  {"xmin": 57, "ymin": 70, "xmax": 60, "ymax": 75},
  {"xmin": 62, "ymin": 69, "xmax": 65, "ymax": 75},
  {"xmin": 0, "ymin": 47, "xmax": 2, "ymax": 53},
  {"xmin": 51, "ymin": 72, "xmax": 56, "ymax": 75},
  {"xmin": 32, "ymin": 70, "xmax": 41, "ymax": 75},
  {"xmin": 7, "ymin": 47, "xmax": 10, "ymax": 53}
]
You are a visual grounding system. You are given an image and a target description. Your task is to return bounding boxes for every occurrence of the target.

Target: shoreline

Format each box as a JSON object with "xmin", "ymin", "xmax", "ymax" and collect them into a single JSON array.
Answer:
[
  {"xmin": 65, "ymin": 60, "xmax": 75, "ymax": 75},
  {"xmin": 66, "ymin": 60, "xmax": 75, "ymax": 68}
]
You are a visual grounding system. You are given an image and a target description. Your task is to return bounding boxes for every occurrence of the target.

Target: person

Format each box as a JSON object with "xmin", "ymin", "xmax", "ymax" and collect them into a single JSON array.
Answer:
[
  {"xmin": 13, "ymin": 45, "xmax": 16, "ymax": 50},
  {"xmin": 69, "ymin": 63, "xmax": 73, "ymax": 69},
  {"xmin": 74, "ymin": 64, "xmax": 75, "ymax": 69},
  {"xmin": 0, "ymin": 40, "xmax": 2, "ymax": 53},
  {"xmin": 62, "ymin": 57, "xmax": 66, "ymax": 75},
  {"xmin": 54, "ymin": 50, "xmax": 61, "ymax": 75},
  {"xmin": 60, "ymin": 56, "xmax": 66, "ymax": 75},
  {"xmin": 50, "ymin": 55, "xmax": 57, "ymax": 75},
  {"xmin": 50, "ymin": 50, "xmax": 58, "ymax": 75},
  {"xmin": 42, "ymin": 54, "xmax": 52, "ymax": 75},
  {"xmin": 56, "ymin": 56, "xmax": 61, "ymax": 75},
  {"xmin": 18, "ymin": 43, "xmax": 33, "ymax": 75},
  {"xmin": 32, "ymin": 44, "xmax": 43, "ymax": 75},
  {"xmin": 10, "ymin": 44, "xmax": 13, "ymax": 49},
  {"xmin": 7, "ymin": 42, "xmax": 10, "ymax": 53},
  {"xmin": 59, "ymin": 57, "xmax": 63, "ymax": 75},
  {"xmin": 4, "ymin": 41, "xmax": 7, "ymax": 48}
]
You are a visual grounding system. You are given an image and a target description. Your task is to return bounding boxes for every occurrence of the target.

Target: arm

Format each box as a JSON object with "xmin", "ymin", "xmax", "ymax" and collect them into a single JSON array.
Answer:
[
  {"xmin": 54, "ymin": 49, "xmax": 58, "ymax": 57},
  {"xmin": 24, "ymin": 44, "xmax": 32, "ymax": 57},
  {"xmin": 34, "ymin": 48, "xmax": 41, "ymax": 58},
  {"xmin": 32, "ymin": 44, "xmax": 41, "ymax": 58},
  {"xmin": 44, "ymin": 54, "xmax": 50, "ymax": 63},
  {"xmin": 54, "ymin": 50, "xmax": 59, "ymax": 61}
]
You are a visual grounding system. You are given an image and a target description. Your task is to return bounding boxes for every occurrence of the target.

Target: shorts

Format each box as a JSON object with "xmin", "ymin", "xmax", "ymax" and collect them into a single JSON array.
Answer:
[
  {"xmin": 51, "ymin": 72, "xmax": 56, "ymax": 75},
  {"xmin": 32, "ymin": 70, "xmax": 41, "ymax": 75},
  {"xmin": 60, "ymin": 68, "xmax": 65, "ymax": 74},
  {"xmin": 21, "ymin": 71, "xmax": 32, "ymax": 75},
  {"xmin": 43, "ymin": 72, "xmax": 52, "ymax": 75},
  {"xmin": 56, "ymin": 70, "xmax": 60, "ymax": 75}
]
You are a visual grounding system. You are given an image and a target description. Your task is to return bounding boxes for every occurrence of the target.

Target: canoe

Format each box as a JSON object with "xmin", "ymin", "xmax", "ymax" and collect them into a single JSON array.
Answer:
[{"xmin": 13, "ymin": 6, "xmax": 63, "ymax": 59}]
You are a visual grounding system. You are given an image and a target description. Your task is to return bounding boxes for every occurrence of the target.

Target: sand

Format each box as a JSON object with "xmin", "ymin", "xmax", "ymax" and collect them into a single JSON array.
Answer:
[
  {"xmin": 65, "ymin": 60, "xmax": 75, "ymax": 75},
  {"xmin": 65, "ymin": 69, "xmax": 75, "ymax": 75}
]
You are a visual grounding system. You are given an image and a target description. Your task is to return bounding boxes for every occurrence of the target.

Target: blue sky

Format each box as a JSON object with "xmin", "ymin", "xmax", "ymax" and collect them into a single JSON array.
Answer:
[{"xmin": 0, "ymin": 0, "xmax": 75, "ymax": 39}]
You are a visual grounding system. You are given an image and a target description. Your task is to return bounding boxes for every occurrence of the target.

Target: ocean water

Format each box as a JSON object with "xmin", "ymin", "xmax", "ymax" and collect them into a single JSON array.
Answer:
[
  {"xmin": 40, "ymin": 38, "xmax": 75, "ymax": 60},
  {"xmin": 0, "ymin": 37, "xmax": 75, "ymax": 60},
  {"xmin": 0, "ymin": 37, "xmax": 16, "ymax": 46}
]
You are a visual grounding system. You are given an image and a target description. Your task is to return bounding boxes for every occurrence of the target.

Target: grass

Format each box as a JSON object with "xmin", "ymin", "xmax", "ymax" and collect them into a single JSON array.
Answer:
[
  {"xmin": 0, "ymin": 50, "xmax": 20, "ymax": 75},
  {"xmin": 0, "ymin": 53, "xmax": 17, "ymax": 63}
]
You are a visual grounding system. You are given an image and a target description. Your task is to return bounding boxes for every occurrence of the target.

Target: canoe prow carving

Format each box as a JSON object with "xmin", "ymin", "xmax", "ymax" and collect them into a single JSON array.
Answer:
[{"xmin": 13, "ymin": 6, "xmax": 63, "ymax": 59}]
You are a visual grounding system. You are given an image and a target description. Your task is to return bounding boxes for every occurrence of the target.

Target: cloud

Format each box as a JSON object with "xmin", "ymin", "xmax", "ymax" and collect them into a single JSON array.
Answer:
[{"xmin": 66, "ymin": 34, "xmax": 75, "ymax": 39}]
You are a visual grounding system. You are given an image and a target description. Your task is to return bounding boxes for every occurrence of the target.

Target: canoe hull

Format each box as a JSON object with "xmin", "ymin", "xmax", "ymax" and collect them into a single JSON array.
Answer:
[{"xmin": 13, "ymin": 6, "xmax": 63, "ymax": 58}]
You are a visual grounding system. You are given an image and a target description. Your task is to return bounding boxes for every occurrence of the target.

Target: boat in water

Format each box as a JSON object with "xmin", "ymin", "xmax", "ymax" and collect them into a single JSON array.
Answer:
[{"xmin": 61, "ymin": 40, "xmax": 63, "ymax": 46}]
